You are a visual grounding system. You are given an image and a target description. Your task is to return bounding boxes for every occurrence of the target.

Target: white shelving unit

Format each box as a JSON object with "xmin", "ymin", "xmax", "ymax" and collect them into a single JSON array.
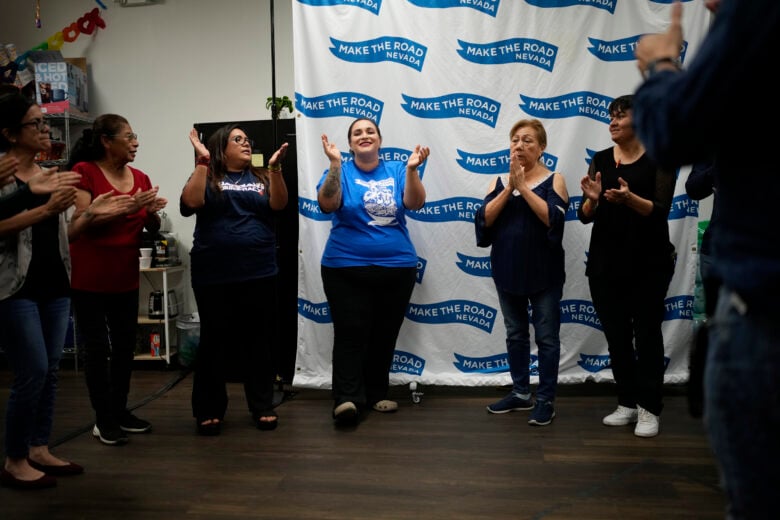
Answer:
[
  {"xmin": 40, "ymin": 112, "xmax": 94, "ymax": 167},
  {"xmin": 138, "ymin": 265, "xmax": 184, "ymax": 364}
]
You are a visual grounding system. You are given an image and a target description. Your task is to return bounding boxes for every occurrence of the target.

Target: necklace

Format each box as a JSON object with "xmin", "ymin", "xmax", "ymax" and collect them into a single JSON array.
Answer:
[{"xmin": 222, "ymin": 171, "xmax": 245, "ymax": 185}]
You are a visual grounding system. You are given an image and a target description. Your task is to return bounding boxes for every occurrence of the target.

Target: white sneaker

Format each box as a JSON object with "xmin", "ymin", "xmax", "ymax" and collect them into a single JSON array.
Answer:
[
  {"xmin": 602, "ymin": 405, "xmax": 638, "ymax": 426},
  {"xmin": 634, "ymin": 406, "xmax": 660, "ymax": 438}
]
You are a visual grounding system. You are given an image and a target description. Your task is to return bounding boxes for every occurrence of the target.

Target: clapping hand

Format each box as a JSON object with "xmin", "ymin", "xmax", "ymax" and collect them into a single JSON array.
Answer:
[
  {"xmin": 44, "ymin": 186, "xmax": 78, "ymax": 214},
  {"xmin": 147, "ymin": 195, "xmax": 168, "ymax": 213},
  {"xmin": 1, "ymin": 154, "xmax": 19, "ymax": 186},
  {"xmin": 635, "ymin": 1, "xmax": 683, "ymax": 74},
  {"xmin": 29, "ymin": 166, "xmax": 81, "ymax": 195},
  {"xmin": 580, "ymin": 171, "xmax": 602, "ymax": 202},
  {"xmin": 321, "ymin": 134, "xmax": 341, "ymax": 162},
  {"xmin": 604, "ymin": 177, "xmax": 631, "ymax": 204},
  {"xmin": 87, "ymin": 190, "xmax": 136, "ymax": 218},
  {"xmin": 129, "ymin": 185, "xmax": 156, "ymax": 211},
  {"xmin": 268, "ymin": 142, "xmax": 289, "ymax": 168},
  {"xmin": 189, "ymin": 128, "xmax": 209, "ymax": 161},
  {"xmin": 407, "ymin": 144, "xmax": 430, "ymax": 170}
]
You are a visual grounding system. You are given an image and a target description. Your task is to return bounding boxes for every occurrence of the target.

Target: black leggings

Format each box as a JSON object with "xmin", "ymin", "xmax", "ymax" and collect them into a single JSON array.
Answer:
[
  {"xmin": 588, "ymin": 268, "xmax": 673, "ymax": 416},
  {"xmin": 71, "ymin": 289, "xmax": 138, "ymax": 426}
]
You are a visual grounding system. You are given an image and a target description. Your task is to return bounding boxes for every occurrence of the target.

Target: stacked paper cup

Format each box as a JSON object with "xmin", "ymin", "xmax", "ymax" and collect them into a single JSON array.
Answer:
[{"xmin": 139, "ymin": 248, "xmax": 153, "ymax": 269}]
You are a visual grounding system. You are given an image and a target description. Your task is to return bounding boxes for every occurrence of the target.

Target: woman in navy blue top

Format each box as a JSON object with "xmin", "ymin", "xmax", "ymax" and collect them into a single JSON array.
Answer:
[
  {"xmin": 181, "ymin": 125, "xmax": 288, "ymax": 435},
  {"xmin": 475, "ymin": 118, "xmax": 568, "ymax": 427}
]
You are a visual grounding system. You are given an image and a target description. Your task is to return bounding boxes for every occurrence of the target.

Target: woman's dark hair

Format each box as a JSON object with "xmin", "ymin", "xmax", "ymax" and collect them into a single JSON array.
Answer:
[
  {"xmin": 67, "ymin": 113, "xmax": 130, "ymax": 169},
  {"xmin": 205, "ymin": 123, "xmax": 268, "ymax": 195},
  {"xmin": 0, "ymin": 92, "xmax": 35, "ymax": 152},
  {"xmin": 346, "ymin": 118, "xmax": 381, "ymax": 156},
  {"xmin": 609, "ymin": 95, "xmax": 633, "ymax": 117}
]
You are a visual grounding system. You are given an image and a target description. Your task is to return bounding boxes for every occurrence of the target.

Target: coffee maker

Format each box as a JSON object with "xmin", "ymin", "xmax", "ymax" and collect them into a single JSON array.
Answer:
[{"xmin": 142, "ymin": 231, "xmax": 180, "ymax": 267}]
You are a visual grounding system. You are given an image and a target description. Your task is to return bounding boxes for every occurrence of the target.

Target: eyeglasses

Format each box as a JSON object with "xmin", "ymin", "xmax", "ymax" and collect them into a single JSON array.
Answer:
[
  {"xmin": 20, "ymin": 119, "xmax": 49, "ymax": 131},
  {"xmin": 230, "ymin": 135, "xmax": 254, "ymax": 147},
  {"xmin": 109, "ymin": 133, "xmax": 139, "ymax": 141}
]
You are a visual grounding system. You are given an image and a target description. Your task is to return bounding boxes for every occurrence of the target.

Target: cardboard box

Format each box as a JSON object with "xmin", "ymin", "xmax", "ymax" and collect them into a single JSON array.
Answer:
[{"xmin": 27, "ymin": 51, "xmax": 88, "ymax": 114}]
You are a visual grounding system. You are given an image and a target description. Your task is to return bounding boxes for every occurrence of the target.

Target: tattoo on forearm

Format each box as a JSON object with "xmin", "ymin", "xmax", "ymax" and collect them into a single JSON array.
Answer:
[{"xmin": 321, "ymin": 165, "xmax": 341, "ymax": 198}]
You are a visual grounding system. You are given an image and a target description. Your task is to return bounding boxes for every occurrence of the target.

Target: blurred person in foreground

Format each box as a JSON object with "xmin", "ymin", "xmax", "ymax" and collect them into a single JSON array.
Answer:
[
  {"xmin": 634, "ymin": 1, "xmax": 779, "ymax": 517},
  {"xmin": 684, "ymin": 159, "xmax": 720, "ymax": 419}
]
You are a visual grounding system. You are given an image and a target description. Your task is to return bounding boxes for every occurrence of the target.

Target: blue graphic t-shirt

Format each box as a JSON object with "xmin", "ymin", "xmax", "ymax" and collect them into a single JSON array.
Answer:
[{"xmin": 317, "ymin": 159, "xmax": 417, "ymax": 268}]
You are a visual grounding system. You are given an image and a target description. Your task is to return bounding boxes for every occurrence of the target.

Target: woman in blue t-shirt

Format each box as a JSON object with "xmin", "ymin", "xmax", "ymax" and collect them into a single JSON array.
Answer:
[{"xmin": 317, "ymin": 117, "xmax": 429, "ymax": 425}]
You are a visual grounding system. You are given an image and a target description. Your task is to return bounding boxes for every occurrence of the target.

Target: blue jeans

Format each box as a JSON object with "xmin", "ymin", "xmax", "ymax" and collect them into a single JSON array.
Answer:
[
  {"xmin": 0, "ymin": 297, "xmax": 70, "ymax": 459},
  {"xmin": 706, "ymin": 288, "xmax": 780, "ymax": 520},
  {"xmin": 496, "ymin": 284, "xmax": 563, "ymax": 403}
]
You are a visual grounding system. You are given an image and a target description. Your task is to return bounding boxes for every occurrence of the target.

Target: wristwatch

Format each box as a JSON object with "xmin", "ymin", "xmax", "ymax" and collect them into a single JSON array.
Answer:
[{"xmin": 645, "ymin": 57, "xmax": 681, "ymax": 78}]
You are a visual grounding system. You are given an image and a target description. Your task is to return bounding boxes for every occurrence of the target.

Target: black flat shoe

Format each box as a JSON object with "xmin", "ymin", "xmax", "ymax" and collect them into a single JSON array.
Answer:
[
  {"xmin": 27, "ymin": 459, "xmax": 84, "ymax": 476},
  {"xmin": 196, "ymin": 419, "xmax": 221, "ymax": 436},
  {"xmin": 0, "ymin": 469, "xmax": 57, "ymax": 490}
]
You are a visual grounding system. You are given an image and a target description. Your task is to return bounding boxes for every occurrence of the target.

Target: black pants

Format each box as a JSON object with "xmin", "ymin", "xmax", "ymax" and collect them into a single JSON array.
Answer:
[
  {"xmin": 588, "ymin": 267, "xmax": 673, "ymax": 416},
  {"xmin": 191, "ymin": 277, "xmax": 278, "ymax": 422},
  {"xmin": 71, "ymin": 289, "xmax": 138, "ymax": 427},
  {"xmin": 321, "ymin": 265, "xmax": 416, "ymax": 409}
]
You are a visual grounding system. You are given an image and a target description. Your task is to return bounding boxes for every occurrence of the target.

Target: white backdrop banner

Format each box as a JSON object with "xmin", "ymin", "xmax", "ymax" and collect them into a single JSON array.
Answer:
[{"xmin": 291, "ymin": 0, "xmax": 712, "ymax": 389}]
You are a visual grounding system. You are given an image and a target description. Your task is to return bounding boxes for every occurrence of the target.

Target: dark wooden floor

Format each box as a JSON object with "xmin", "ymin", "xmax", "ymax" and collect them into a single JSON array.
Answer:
[{"xmin": 0, "ymin": 360, "xmax": 726, "ymax": 520}]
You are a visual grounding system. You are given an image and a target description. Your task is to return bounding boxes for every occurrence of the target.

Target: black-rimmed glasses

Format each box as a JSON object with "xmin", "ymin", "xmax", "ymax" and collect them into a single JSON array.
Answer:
[
  {"xmin": 20, "ymin": 119, "xmax": 49, "ymax": 131},
  {"xmin": 230, "ymin": 135, "xmax": 254, "ymax": 147}
]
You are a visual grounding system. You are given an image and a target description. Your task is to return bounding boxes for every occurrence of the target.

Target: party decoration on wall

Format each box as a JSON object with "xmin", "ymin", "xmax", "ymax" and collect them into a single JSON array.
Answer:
[
  {"xmin": 35, "ymin": 0, "xmax": 42, "ymax": 28},
  {"xmin": 11, "ymin": 7, "xmax": 107, "ymax": 80}
]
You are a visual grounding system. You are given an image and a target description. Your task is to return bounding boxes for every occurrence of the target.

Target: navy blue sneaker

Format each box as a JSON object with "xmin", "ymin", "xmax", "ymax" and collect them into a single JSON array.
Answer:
[
  {"xmin": 528, "ymin": 400, "xmax": 555, "ymax": 426},
  {"xmin": 486, "ymin": 393, "xmax": 534, "ymax": 414}
]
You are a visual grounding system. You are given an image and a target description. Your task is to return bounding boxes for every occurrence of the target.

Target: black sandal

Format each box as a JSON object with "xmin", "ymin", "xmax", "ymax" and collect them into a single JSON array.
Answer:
[
  {"xmin": 196, "ymin": 418, "xmax": 221, "ymax": 436},
  {"xmin": 254, "ymin": 411, "xmax": 278, "ymax": 431}
]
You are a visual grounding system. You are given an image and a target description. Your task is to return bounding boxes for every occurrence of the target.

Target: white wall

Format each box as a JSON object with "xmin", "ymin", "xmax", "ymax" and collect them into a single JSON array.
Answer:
[{"xmin": 0, "ymin": 0, "xmax": 295, "ymax": 313}]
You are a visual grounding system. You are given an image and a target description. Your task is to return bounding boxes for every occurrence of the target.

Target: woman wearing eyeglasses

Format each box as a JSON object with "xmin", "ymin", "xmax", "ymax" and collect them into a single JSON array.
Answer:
[
  {"xmin": 0, "ymin": 92, "xmax": 88, "ymax": 488},
  {"xmin": 181, "ymin": 125, "xmax": 288, "ymax": 436},
  {"xmin": 66, "ymin": 114, "xmax": 167, "ymax": 446}
]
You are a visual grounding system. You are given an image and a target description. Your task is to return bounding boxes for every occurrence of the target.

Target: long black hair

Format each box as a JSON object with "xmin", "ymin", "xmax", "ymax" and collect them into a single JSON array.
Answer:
[{"xmin": 205, "ymin": 123, "xmax": 269, "ymax": 195}]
